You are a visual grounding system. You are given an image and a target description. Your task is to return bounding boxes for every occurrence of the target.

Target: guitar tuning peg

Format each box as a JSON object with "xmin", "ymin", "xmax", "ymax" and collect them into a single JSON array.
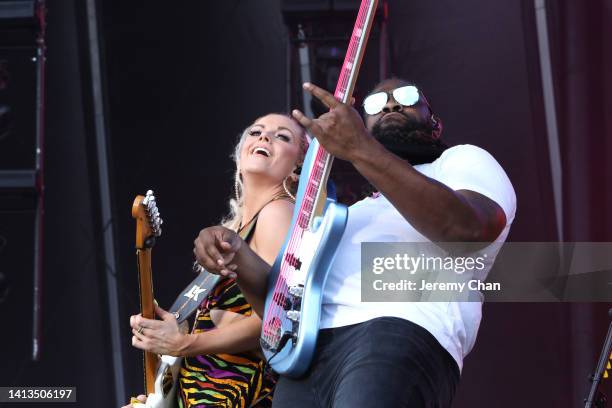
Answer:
[{"xmin": 146, "ymin": 189, "xmax": 153, "ymax": 196}]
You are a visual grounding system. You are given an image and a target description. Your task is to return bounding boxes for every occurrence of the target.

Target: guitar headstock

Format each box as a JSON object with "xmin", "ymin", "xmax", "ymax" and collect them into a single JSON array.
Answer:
[{"xmin": 132, "ymin": 189, "xmax": 163, "ymax": 249}]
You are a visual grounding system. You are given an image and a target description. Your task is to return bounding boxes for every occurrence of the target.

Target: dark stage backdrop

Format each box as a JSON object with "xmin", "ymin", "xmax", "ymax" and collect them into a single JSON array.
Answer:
[
  {"xmin": 0, "ymin": 0, "xmax": 116, "ymax": 406},
  {"xmin": 2, "ymin": 0, "xmax": 609, "ymax": 407}
]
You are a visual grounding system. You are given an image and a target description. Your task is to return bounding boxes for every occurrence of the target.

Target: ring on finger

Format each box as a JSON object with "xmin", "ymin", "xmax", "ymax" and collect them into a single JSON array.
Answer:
[{"xmin": 137, "ymin": 326, "xmax": 144, "ymax": 335}]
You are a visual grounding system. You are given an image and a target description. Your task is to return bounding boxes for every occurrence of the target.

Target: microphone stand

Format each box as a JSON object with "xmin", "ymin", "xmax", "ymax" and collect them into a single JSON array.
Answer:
[{"xmin": 585, "ymin": 309, "xmax": 612, "ymax": 408}]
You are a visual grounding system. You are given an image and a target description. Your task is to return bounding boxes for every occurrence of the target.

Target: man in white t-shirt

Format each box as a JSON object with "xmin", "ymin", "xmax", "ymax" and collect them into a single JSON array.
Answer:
[{"xmin": 194, "ymin": 78, "xmax": 516, "ymax": 407}]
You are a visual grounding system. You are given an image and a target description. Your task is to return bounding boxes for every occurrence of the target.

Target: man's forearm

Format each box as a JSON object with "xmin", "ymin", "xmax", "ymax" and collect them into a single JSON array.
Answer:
[{"xmin": 233, "ymin": 243, "xmax": 271, "ymax": 317}]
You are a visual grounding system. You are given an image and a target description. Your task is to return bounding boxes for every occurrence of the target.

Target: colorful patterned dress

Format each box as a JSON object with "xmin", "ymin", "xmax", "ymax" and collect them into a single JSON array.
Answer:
[
  {"xmin": 177, "ymin": 280, "xmax": 275, "ymax": 407},
  {"xmin": 178, "ymin": 210, "xmax": 281, "ymax": 408}
]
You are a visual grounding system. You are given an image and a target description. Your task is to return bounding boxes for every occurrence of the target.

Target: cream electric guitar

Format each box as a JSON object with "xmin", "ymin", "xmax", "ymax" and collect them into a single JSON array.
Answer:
[{"xmin": 131, "ymin": 190, "xmax": 180, "ymax": 408}]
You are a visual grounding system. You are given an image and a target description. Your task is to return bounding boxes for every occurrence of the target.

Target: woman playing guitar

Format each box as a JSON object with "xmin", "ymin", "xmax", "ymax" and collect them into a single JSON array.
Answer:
[{"xmin": 126, "ymin": 113, "xmax": 308, "ymax": 407}]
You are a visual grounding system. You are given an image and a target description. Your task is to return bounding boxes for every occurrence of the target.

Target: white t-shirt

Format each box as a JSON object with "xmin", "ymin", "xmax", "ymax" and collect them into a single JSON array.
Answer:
[{"xmin": 320, "ymin": 144, "xmax": 517, "ymax": 371}]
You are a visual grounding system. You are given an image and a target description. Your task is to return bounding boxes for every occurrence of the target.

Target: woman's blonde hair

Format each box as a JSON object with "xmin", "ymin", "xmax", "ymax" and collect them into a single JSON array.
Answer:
[{"xmin": 221, "ymin": 114, "xmax": 309, "ymax": 231}]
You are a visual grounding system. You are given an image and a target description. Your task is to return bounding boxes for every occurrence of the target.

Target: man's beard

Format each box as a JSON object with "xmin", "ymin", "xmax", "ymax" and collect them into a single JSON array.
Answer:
[{"xmin": 371, "ymin": 113, "xmax": 448, "ymax": 165}]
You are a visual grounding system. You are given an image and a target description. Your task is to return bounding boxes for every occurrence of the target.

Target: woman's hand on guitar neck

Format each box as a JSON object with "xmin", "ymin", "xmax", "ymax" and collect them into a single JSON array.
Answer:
[{"xmin": 130, "ymin": 305, "xmax": 190, "ymax": 357}]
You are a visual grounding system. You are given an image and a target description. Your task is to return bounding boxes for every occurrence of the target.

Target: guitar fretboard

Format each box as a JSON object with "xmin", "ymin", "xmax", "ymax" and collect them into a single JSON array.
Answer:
[{"xmin": 296, "ymin": 0, "xmax": 376, "ymax": 228}]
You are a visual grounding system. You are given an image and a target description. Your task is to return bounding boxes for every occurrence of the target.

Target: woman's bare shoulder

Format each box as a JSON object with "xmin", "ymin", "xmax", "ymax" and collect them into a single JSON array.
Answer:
[
  {"xmin": 251, "ymin": 199, "xmax": 295, "ymax": 263},
  {"xmin": 258, "ymin": 198, "xmax": 294, "ymax": 221}
]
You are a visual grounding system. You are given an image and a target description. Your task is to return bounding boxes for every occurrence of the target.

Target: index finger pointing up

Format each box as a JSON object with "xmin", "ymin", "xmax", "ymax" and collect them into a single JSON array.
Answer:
[{"xmin": 303, "ymin": 82, "xmax": 340, "ymax": 109}]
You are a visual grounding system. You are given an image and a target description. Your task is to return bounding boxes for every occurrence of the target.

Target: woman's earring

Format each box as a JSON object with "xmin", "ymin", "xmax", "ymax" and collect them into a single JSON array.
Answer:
[
  {"xmin": 283, "ymin": 177, "xmax": 296, "ymax": 201},
  {"xmin": 235, "ymin": 169, "xmax": 241, "ymax": 202}
]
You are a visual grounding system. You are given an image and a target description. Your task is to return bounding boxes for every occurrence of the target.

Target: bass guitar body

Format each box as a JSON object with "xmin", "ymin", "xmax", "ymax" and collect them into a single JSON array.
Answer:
[{"xmin": 261, "ymin": 145, "xmax": 348, "ymax": 376}]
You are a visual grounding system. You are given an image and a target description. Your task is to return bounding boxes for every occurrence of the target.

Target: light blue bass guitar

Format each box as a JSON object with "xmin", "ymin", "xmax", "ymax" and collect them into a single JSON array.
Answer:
[{"xmin": 260, "ymin": 0, "xmax": 379, "ymax": 377}]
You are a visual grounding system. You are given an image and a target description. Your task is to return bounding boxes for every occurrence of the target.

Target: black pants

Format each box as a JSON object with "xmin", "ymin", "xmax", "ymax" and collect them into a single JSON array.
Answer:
[{"xmin": 272, "ymin": 317, "xmax": 460, "ymax": 408}]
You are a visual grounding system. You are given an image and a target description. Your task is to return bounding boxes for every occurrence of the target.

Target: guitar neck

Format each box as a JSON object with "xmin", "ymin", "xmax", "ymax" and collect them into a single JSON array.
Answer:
[
  {"xmin": 299, "ymin": 0, "xmax": 378, "ymax": 226},
  {"xmin": 137, "ymin": 249, "xmax": 155, "ymax": 319},
  {"xmin": 137, "ymin": 248, "xmax": 157, "ymax": 395},
  {"xmin": 132, "ymin": 191, "xmax": 163, "ymax": 396},
  {"xmin": 334, "ymin": 0, "xmax": 377, "ymax": 104}
]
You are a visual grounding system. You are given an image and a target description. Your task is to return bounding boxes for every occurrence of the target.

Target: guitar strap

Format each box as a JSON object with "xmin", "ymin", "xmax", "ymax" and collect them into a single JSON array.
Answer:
[
  {"xmin": 238, "ymin": 192, "xmax": 294, "ymax": 241},
  {"xmin": 169, "ymin": 192, "xmax": 294, "ymax": 323}
]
